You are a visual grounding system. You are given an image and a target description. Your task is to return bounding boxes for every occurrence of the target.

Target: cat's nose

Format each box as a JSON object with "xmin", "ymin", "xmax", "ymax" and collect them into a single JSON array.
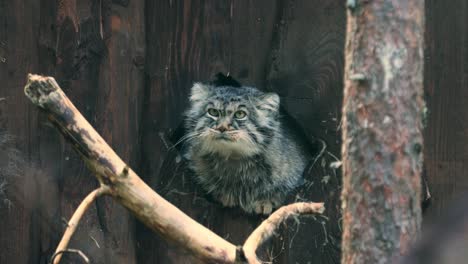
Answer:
[
  {"xmin": 217, "ymin": 126, "xmax": 228, "ymax": 133},
  {"xmin": 216, "ymin": 119, "xmax": 231, "ymax": 132}
]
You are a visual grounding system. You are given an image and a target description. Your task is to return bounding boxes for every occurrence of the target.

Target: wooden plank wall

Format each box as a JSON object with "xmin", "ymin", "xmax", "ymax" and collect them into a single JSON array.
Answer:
[
  {"xmin": 0, "ymin": 0, "xmax": 463, "ymax": 263},
  {"xmin": 137, "ymin": 1, "xmax": 345, "ymax": 263},
  {"xmin": 0, "ymin": 1, "xmax": 345, "ymax": 263},
  {"xmin": 0, "ymin": 1, "xmax": 145, "ymax": 263},
  {"xmin": 424, "ymin": 0, "xmax": 468, "ymax": 216}
]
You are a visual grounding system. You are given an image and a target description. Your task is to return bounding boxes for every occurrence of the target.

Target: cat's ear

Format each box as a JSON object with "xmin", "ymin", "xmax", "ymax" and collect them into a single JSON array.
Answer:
[
  {"xmin": 256, "ymin": 92, "xmax": 280, "ymax": 112},
  {"xmin": 190, "ymin": 83, "xmax": 211, "ymax": 102}
]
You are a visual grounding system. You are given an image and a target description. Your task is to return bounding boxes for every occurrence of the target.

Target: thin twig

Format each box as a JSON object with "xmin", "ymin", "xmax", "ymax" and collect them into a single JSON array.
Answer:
[
  {"xmin": 242, "ymin": 202, "xmax": 325, "ymax": 264},
  {"xmin": 52, "ymin": 186, "xmax": 109, "ymax": 264},
  {"xmin": 49, "ymin": 248, "xmax": 90, "ymax": 264},
  {"xmin": 307, "ymin": 138, "xmax": 327, "ymax": 175}
]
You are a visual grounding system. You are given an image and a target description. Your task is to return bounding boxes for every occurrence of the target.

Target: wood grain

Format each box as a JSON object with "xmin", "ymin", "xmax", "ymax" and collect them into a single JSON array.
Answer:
[
  {"xmin": 0, "ymin": 1, "xmax": 45, "ymax": 263},
  {"xmin": 0, "ymin": 1, "xmax": 143, "ymax": 263},
  {"xmin": 0, "ymin": 1, "xmax": 348, "ymax": 263},
  {"xmin": 424, "ymin": 0, "xmax": 468, "ymax": 217},
  {"xmin": 138, "ymin": 1, "xmax": 282, "ymax": 263},
  {"xmin": 266, "ymin": 1, "xmax": 346, "ymax": 263}
]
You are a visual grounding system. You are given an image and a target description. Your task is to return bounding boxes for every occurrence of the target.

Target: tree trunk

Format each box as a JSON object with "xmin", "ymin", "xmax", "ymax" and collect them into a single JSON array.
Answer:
[{"xmin": 341, "ymin": 1, "xmax": 425, "ymax": 263}]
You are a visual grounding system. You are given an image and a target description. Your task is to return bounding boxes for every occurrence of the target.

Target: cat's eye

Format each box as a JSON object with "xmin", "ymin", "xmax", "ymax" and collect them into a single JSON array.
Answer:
[
  {"xmin": 234, "ymin": 110, "xmax": 247, "ymax": 119},
  {"xmin": 207, "ymin": 108, "xmax": 219, "ymax": 117}
]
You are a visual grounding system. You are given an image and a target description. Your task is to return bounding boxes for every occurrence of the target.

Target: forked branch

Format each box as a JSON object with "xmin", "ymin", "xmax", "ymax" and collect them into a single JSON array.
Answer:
[{"xmin": 24, "ymin": 74, "xmax": 324, "ymax": 264}]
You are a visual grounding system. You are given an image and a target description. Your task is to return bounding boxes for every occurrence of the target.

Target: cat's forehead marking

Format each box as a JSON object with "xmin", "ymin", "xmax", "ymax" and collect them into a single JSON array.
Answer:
[
  {"xmin": 209, "ymin": 99, "xmax": 242, "ymax": 110},
  {"xmin": 213, "ymin": 86, "xmax": 257, "ymax": 96},
  {"xmin": 209, "ymin": 90, "xmax": 246, "ymax": 106},
  {"xmin": 225, "ymin": 103, "xmax": 238, "ymax": 112}
]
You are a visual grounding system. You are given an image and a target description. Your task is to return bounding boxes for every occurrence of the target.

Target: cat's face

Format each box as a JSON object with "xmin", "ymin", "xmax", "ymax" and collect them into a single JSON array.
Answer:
[{"xmin": 184, "ymin": 83, "xmax": 280, "ymax": 157}]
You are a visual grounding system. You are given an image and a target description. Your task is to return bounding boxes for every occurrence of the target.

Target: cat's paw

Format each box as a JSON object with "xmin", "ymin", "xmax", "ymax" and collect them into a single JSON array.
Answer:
[
  {"xmin": 253, "ymin": 200, "xmax": 275, "ymax": 215},
  {"xmin": 219, "ymin": 194, "xmax": 236, "ymax": 207}
]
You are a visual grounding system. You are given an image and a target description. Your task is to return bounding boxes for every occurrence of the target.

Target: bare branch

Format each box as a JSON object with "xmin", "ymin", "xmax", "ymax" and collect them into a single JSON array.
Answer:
[
  {"xmin": 53, "ymin": 187, "xmax": 109, "ymax": 264},
  {"xmin": 24, "ymin": 74, "xmax": 325, "ymax": 264},
  {"xmin": 50, "ymin": 249, "xmax": 90, "ymax": 264},
  {"xmin": 242, "ymin": 202, "xmax": 325, "ymax": 264},
  {"xmin": 24, "ymin": 74, "xmax": 238, "ymax": 263}
]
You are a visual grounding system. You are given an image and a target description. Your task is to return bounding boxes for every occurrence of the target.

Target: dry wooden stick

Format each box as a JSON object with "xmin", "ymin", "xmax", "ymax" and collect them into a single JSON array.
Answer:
[
  {"xmin": 24, "ymin": 74, "xmax": 325, "ymax": 264},
  {"xmin": 24, "ymin": 74, "xmax": 237, "ymax": 263},
  {"xmin": 50, "ymin": 249, "xmax": 90, "ymax": 264},
  {"xmin": 52, "ymin": 186, "xmax": 108, "ymax": 264},
  {"xmin": 242, "ymin": 202, "xmax": 325, "ymax": 264}
]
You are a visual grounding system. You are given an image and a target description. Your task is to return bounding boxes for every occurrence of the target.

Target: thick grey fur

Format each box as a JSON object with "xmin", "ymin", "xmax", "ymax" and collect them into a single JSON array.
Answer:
[{"xmin": 182, "ymin": 82, "xmax": 310, "ymax": 214}]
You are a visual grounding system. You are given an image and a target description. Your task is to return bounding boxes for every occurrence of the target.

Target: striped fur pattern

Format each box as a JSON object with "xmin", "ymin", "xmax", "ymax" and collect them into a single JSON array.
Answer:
[{"xmin": 183, "ymin": 83, "xmax": 309, "ymax": 214}]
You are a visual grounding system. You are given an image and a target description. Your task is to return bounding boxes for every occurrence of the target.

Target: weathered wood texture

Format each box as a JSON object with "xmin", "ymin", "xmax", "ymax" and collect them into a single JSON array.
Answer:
[
  {"xmin": 0, "ymin": 1, "xmax": 345, "ymax": 263},
  {"xmin": 424, "ymin": 0, "xmax": 468, "ymax": 217},
  {"xmin": 0, "ymin": 1, "xmax": 144, "ymax": 263},
  {"xmin": 341, "ymin": 1, "xmax": 424, "ymax": 263},
  {"xmin": 138, "ymin": 1, "xmax": 345, "ymax": 264},
  {"xmin": 0, "ymin": 0, "xmax": 460, "ymax": 263}
]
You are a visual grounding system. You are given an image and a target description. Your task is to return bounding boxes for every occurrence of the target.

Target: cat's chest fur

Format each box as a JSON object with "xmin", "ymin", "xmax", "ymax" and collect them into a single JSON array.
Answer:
[{"xmin": 190, "ymin": 152, "xmax": 274, "ymax": 187}]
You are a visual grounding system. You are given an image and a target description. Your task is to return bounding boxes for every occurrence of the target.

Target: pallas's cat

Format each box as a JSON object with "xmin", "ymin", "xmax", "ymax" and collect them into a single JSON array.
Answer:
[{"xmin": 183, "ymin": 74, "xmax": 309, "ymax": 214}]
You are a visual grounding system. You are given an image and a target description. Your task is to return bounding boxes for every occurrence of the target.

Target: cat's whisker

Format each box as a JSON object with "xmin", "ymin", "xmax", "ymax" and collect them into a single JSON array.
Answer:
[
  {"xmin": 170, "ymin": 131, "xmax": 203, "ymax": 149},
  {"xmin": 172, "ymin": 133, "xmax": 195, "ymax": 146}
]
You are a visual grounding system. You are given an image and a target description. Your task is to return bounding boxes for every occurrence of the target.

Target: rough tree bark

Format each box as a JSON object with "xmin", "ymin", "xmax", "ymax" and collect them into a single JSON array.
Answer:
[
  {"xmin": 341, "ymin": 1, "xmax": 425, "ymax": 263},
  {"xmin": 23, "ymin": 74, "xmax": 325, "ymax": 264}
]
